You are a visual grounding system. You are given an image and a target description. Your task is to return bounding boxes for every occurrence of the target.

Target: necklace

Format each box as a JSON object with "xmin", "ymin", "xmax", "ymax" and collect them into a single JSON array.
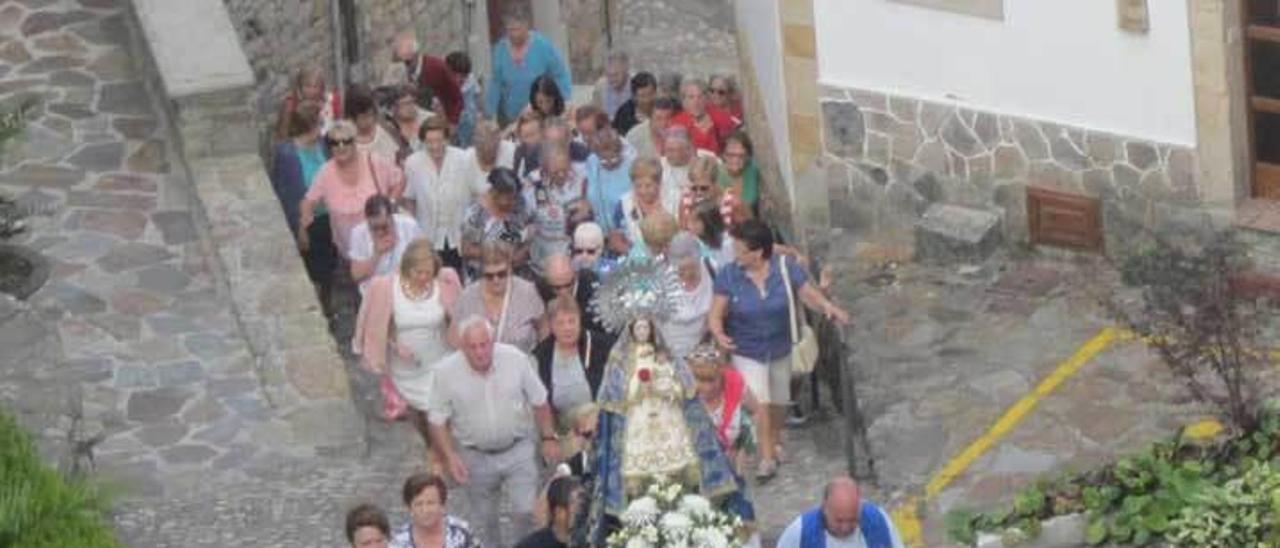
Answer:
[{"xmin": 401, "ymin": 278, "xmax": 433, "ymax": 301}]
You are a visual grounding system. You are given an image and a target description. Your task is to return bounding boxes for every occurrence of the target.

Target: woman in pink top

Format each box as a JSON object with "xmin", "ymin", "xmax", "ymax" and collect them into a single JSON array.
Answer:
[{"xmin": 299, "ymin": 120, "xmax": 405, "ymax": 259}]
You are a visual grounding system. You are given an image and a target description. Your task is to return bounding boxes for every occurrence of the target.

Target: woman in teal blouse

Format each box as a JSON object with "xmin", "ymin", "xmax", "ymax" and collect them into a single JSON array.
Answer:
[{"xmin": 485, "ymin": 9, "xmax": 573, "ymax": 126}]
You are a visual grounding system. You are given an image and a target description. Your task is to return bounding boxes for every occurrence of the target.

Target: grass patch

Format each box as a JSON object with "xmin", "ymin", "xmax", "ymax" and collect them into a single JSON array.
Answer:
[{"xmin": 0, "ymin": 410, "xmax": 121, "ymax": 547}]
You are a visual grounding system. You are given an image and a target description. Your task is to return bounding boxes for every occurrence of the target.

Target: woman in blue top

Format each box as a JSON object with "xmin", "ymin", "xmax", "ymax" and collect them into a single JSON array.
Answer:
[
  {"xmin": 708, "ymin": 220, "xmax": 850, "ymax": 481},
  {"xmin": 269, "ymin": 103, "xmax": 335, "ymax": 296},
  {"xmin": 485, "ymin": 7, "xmax": 573, "ymax": 126}
]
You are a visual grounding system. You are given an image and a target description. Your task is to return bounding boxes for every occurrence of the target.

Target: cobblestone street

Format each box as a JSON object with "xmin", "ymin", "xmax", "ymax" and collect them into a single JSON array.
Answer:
[{"xmin": 0, "ymin": 2, "xmax": 1217, "ymax": 547}]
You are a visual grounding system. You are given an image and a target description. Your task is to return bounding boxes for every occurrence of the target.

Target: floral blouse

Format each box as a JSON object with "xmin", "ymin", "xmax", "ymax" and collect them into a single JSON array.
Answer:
[{"xmin": 389, "ymin": 516, "xmax": 481, "ymax": 548}]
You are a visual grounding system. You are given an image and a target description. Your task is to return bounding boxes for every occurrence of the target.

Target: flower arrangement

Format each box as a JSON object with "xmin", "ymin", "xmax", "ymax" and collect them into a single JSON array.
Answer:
[{"xmin": 607, "ymin": 477, "xmax": 744, "ymax": 548}]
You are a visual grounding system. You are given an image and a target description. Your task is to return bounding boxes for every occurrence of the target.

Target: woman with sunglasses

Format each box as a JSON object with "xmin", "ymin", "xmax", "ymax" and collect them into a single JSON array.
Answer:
[
  {"xmin": 299, "ymin": 121, "xmax": 405, "ymax": 262},
  {"xmin": 450, "ymin": 241, "xmax": 546, "ymax": 353}
]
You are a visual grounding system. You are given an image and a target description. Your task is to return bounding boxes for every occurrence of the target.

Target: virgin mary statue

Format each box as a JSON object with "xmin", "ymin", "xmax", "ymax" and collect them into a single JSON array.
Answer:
[{"xmin": 583, "ymin": 260, "xmax": 754, "ymax": 544}]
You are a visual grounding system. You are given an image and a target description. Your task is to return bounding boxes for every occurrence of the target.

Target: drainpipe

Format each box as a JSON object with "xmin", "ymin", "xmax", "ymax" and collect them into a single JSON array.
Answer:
[
  {"xmin": 603, "ymin": 0, "xmax": 613, "ymax": 49},
  {"xmin": 329, "ymin": 0, "xmax": 346, "ymax": 93}
]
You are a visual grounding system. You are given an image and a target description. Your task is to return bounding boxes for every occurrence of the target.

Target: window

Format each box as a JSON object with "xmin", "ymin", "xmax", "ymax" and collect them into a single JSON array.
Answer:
[{"xmin": 888, "ymin": 0, "xmax": 1004, "ymax": 20}]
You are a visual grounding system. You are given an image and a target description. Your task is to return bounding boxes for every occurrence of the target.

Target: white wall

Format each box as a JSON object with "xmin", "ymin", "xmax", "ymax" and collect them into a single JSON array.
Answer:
[
  {"xmin": 736, "ymin": 0, "xmax": 793, "ymax": 183},
  {"xmin": 815, "ymin": 0, "xmax": 1198, "ymax": 146}
]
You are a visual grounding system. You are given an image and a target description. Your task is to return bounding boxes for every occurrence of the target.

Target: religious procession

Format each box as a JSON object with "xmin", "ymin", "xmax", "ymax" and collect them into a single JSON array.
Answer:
[{"xmin": 271, "ymin": 5, "xmax": 902, "ymax": 548}]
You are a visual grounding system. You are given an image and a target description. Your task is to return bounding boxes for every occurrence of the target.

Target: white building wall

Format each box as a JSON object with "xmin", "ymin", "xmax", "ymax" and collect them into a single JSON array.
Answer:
[
  {"xmin": 735, "ymin": 0, "xmax": 793, "ymax": 183},
  {"xmin": 814, "ymin": 0, "xmax": 1198, "ymax": 146}
]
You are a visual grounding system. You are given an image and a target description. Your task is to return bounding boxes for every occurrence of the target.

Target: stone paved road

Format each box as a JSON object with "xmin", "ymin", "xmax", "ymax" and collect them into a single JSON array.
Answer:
[{"xmin": 0, "ymin": 2, "xmax": 1205, "ymax": 547}]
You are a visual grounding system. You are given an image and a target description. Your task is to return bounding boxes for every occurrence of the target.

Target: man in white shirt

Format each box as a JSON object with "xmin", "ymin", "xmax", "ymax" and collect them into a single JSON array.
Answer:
[
  {"xmin": 348, "ymin": 195, "xmax": 421, "ymax": 294},
  {"xmin": 402, "ymin": 116, "xmax": 473, "ymax": 272},
  {"xmin": 776, "ymin": 476, "xmax": 905, "ymax": 548}
]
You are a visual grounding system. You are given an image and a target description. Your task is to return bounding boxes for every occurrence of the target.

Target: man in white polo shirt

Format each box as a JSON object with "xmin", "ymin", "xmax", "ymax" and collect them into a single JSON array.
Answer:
[
  {"xmin": 347, "ymin": 194, "xmax": 421, "ymax": 294},
  {"xmin": 428, "ymin": 315, "xmax": 561, "ymax": 547}
]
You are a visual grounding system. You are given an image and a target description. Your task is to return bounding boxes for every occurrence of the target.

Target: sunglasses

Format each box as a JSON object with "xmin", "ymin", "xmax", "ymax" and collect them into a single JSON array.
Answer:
[
  {"xmin": 369, "ymin": 222, "xmax": 392, "ymax": 234},
  {"xmin": 710, "ymin": 88, "xmax": 729, "ymax": 95},
  {"xmin": 690, "ymin": 185, "xmax": 712, "ymax": 192},
  {"xmin": 576, "ymin": 429, "xmax": 596, "ymax": 439},
  {"xmin": 482, "ymin": 269, "xmax": 510, "ymax": 281},
  {"xmin": 329, "ymin": 137, "xmax": 355, "ymax": 148},
  {"xmin": 573, "ymin": 247, "xmax": 600, "ymax": 256}
]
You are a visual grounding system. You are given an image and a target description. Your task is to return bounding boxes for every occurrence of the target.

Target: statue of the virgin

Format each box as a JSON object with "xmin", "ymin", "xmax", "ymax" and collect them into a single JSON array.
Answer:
[{"xmin": 583, "ymin": 260, "xmax": 754, "ymax": 545}]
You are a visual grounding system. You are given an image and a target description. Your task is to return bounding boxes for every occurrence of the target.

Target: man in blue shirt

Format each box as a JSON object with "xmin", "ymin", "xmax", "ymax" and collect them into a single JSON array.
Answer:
[{"xmin": 485, "ymin": 7, "xmax": 573, "ymax": 126}]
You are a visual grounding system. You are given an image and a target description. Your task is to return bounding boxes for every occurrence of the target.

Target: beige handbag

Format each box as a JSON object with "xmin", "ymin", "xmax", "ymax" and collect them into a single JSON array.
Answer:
[{"xmin": 781, "ymin": 255, "xmax": 819, "ymax": 375}]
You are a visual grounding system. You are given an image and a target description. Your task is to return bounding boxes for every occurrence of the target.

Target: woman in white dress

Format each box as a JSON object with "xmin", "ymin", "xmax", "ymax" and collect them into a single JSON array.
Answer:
[
  {"xmin": 659, "ymin": 232, "xmax": 713, "ymax": 360},
  {"xmin": 353, "ymin": 239, "xmax": 461, "ymax": 468}
]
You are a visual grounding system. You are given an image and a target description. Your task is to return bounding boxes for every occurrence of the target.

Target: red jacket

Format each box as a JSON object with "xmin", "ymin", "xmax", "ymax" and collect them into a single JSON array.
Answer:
[
  {"xmin": 672, "ymin": 106, "xmax": 737, "ymax": 154},
  {"xmin": 416, "ymin": 54, "xmax": 462, "ymax": 124}
]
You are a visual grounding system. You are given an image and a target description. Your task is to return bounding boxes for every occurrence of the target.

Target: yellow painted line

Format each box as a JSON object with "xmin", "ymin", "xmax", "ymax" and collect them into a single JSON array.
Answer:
[
  {"xmin": 923, "ymin": 327, "xmax": 1119, "ymax": 498},
  {"xmin": 1183, "ymin": 418, "xmax": 1225, "ymax": 441},
  {"xmin": 888, "ymin": 327, "xmax": 1120, "ymax": 546}
]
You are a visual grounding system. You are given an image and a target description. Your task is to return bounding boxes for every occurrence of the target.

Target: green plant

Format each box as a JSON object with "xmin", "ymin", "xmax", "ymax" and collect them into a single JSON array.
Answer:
[
  {"xmin": 1166, "ymin": 461, "xmax": 1280, "ymax": 547},
  {"xmin": 0, "ymin": 411, "xmax": 121, "ymax": 547}
]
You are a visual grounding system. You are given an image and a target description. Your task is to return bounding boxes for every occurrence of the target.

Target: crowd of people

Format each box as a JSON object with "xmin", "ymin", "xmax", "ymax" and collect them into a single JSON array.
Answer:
[{"xmin": 267, "ymin": 6, "xmax": 903, "ymax": 547}]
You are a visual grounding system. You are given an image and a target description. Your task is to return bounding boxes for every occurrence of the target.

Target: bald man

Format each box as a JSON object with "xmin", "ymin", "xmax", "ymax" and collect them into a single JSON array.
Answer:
[
  {"xmin": 537, "ymin": 253, "xmax": 607, "ymax": 333},
  {"xmin": 776, "ymin": 476, "xmax": 904, "ymax": 548}
]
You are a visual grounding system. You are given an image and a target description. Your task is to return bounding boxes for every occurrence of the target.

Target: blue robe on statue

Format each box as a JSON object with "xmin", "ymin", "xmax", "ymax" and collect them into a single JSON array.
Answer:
[{"xmin": 586, "ymin": 329, "xmax": 755, "ymax": 545}]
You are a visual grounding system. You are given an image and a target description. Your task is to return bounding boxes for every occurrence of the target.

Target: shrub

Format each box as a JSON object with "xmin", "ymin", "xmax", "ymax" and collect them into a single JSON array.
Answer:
[
  {"xmin": 1167, "ymin": 461, "xmax": 1280, "ymax": 547},
  {"xmin": 0, "ymin": 411, "xmax": 121, "ymax": 548}
]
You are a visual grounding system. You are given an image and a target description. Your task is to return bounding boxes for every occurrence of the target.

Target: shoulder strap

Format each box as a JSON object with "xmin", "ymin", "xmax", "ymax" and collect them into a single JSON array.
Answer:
[
  {"xmin": 780, "ymin": 256, "xmax": 799, "ymax": 345},
  {"xmin": 367, "ymin": 152, "xmax": 385, "ymax": 196},
  {"xmin": 494, "ymin": 276, "xmax": 513, "ymax": 341}
]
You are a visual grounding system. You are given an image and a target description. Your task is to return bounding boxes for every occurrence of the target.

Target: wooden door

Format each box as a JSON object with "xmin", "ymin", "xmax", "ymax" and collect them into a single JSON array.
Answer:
[
  {"xmin": 1246, "ymin": 1, "xmax": 1280, "ymax": 199},
  {"xmin": 488, "ymin": 0, "xmax": 534, "ymax": 44}
]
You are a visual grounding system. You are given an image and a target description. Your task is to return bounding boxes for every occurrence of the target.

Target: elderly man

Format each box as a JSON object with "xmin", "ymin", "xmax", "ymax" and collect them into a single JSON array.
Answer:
[
  {"xmin": 347, "ymin": 194, "xmax": 421, "ymax": 294},
  {"xmin": 537, "ymin": 253, "xmax": 605, "ymax": 333},
  {"xmin": 671, "ymin": 79, "xmax": 737, "ymax": 155},
  {"xmin": 384, "ymin": 31, "xmax": 463, "ymax": 124},
  {"xmin": 626, "ymin": 96, "xmax": 677, "ymax": 160},
  {"xmin": 659, "ymin": 126, "xmax": 715, "ymax": 214},
  {"xmin": 428, "ymin": 316, "xmax": 561, "ymax": 547},
  {"xmin": 592, "ymin": 51, "xmax": 632, "ymax": 120},
  {"xmin": 776, "ymin": 476, "xmax": 904, "ymax": 548},
  {"xmin": 486, "ymin": 7, "xmax": 573, "ymax": 126}
]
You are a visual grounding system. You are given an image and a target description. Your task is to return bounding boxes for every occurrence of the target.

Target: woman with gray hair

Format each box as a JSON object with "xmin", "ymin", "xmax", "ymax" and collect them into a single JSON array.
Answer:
[{"xmin": 658, "ymin": 231, "xmax": 715, "ymax": 360}]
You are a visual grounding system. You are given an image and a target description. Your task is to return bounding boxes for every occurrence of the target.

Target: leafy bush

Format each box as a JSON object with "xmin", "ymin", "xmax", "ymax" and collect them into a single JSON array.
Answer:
[
  {"xmin": 0, "ymin": 411, "xmax": 121, "ymax": 548},
  {"xmin": 1167, "ymin": 461, "xmax": 1280, "ymax": 547},
  {"xmin": 947, "ymin": 408, "xmax": 1280, "ymax": 546}
]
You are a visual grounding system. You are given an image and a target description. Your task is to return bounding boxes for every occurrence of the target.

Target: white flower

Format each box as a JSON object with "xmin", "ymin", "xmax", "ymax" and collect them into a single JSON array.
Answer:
[
  {"xmin": 678, "ymin": 494, "xmax": 713, "ymax": 517},
  {"xmin": 622, "ymin": 497, "xmax": 660, "ymax": 527},
  {"xmin": 691, "ymin": 527, "xmax": 731, "ymax": 548},
  {"xmin": 625, "ymin": 537, "xmax": 652, "ymax": 548},
  {"xmin": 661, "ymin": 511, "xmax": 694, "ymax": 533}
]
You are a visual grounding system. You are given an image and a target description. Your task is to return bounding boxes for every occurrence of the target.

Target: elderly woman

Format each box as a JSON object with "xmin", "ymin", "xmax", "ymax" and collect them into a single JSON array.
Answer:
[
  {"xmin": 461, "ymin": 168, "xmax": 533, "ymax": 278},
  {"xmin": 299, "ymin": 120, "xmax": 404, "ymax": 267},
  {"xmin": 607, "ymin": 157, "xmax": 668, "ymax": 256},
  {"xmin": 353, "ymin": 239, "xmax": 461, "ymax": 457},
  {"xmin": 275, "ymin": 65, "xmax": 341, "ymax": 141},
  {"xmin": 718, "ymin": 130, "xmax": 761, "ymax": 222},
  {"xmin": 532, "ymin": 297, "xmax": 611, "ymax": 423},
  {"xmin": 659, "ymin": 232, "xmax": 714, "ymax": 360},
  {"xmin": 671, "ymin": 78, "xmax": 737, "ymax": 155},
  {"xmin": 347, "ymin": 85, "xmax": 401, "ymax": 163},
  {"xmin": 386, "ymin": 85, "xmax": 435, "ymax": 155},
  {"xmin": 451, "ymin": 241, "xmax": 546, "ymax": 353},
  {"xmin": 585, "ymin": 128, "xmax": 634, "ymax": 234},
  {"xmin": 709, "ymin": 74, "xmax": 745, "ymax": 123},
  {"xmin": 403, "ymin": 116, "xmax": 472, "ymax": 272},
  {"xmin": 678, "ymin": 155, "xmax": 721, "ymax": 229},
  {"xmin": 687, "ymin": 343, "xmax": 760, "ymax": 475},
  {"xmin": 346, "ymin": 503, "xmax": 391, "ymax": 548},
  {"xmin": 708, "ymin": 219, "xmax": 850, "ymax": 481},
  {"xmin": 527, "ymin": 142, "xmax": 591, "ymax": 270},
  {"xmin": 390, "ymin": 474, "xmax": 479, "ymax": 548}
]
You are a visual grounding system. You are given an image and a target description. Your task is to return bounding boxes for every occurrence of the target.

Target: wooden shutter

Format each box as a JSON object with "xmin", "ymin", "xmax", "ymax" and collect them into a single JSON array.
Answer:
[{"xmin": 1026, "ymin": 186, "xmax": 1103, "ymax": 252}]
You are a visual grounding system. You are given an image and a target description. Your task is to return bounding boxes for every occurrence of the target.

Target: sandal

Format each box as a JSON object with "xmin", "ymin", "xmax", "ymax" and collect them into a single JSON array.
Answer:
[{"xmin": 756, "ymin": 459, "xmax": 778, "ymax": 482}]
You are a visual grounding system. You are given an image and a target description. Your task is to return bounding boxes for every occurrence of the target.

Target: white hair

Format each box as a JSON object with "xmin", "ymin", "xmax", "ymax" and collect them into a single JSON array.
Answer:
[{"xmin": 456, "ymin": 315, "xmax": 494, "ymax": 339}]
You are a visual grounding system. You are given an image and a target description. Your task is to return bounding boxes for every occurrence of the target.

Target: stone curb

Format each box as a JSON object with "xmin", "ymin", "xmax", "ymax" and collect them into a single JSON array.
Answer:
[{"xmin": 975, "ymin": 513, "xmax": 1087, "ymax": 548}]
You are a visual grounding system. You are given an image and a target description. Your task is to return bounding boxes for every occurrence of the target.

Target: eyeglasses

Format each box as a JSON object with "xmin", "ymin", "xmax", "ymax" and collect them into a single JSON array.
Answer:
[
  {"xmin": 573, "ymin": 247, "xmax": 600, "ymax": 256},
  {"xmin": 690, "ymin": 185, "xmax": 712, "ymax": 192},
  {"xmin": 481, "ymin": 269, "xmax": 510, "ymax": 281},
  {"xmin": 576, "ymin": 429, "xmax": 596, "ymax": 439},
  {"xmin": 369, "ymin": 222, "xmax": 392, "ymax": 234},
  {"xmin": 328, "ymin": 137, "xmax": 355, "ymax": 148},
  {"xmin": 710, "ymin": 88, "xmax": 729, "ymax": 95},
  {"xmin": 548, "ymin": 280, "xmax": 574, "ymax": 291}
]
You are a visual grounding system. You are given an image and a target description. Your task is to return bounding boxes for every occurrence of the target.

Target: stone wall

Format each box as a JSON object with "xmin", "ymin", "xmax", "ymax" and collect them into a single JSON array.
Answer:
[
  {"xmin": 611, "ymin": 0, "xmax": 739, "ymax": 80},
  {"xmin": 222, "ymin": 0, "xmax": 466, "ymax": 134},
  {"xmin": 819, "ymin": 85, "xmax": 1203, "ymax": 252}
]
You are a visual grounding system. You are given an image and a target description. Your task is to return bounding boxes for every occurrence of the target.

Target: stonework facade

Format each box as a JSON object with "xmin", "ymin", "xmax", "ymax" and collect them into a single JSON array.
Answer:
[
  {"xmin": 819, "ymin": 85, "xmax": 1202, "ymax": 250},
  {"xmin": 611, "ymin": 0, "xmax": 739, "ymax": 80}
]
